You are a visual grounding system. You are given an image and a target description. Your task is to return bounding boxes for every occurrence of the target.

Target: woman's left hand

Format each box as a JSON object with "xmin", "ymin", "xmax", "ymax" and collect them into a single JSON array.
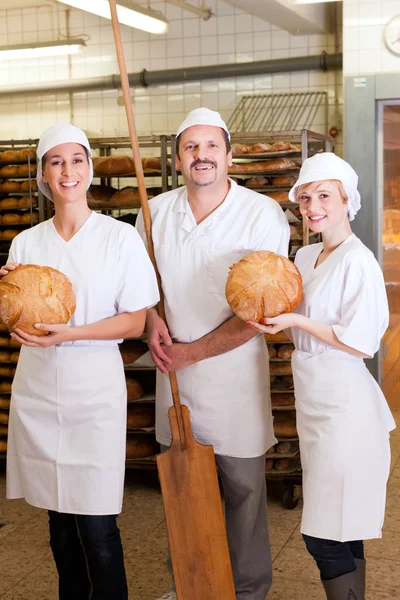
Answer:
[
  {"xmin": 11, "ymin": 324, "xmax": 75, "ymax": 347},
  {"xmin": 247, "ymin": 313, "xmax": 299, "ymax": 334}
]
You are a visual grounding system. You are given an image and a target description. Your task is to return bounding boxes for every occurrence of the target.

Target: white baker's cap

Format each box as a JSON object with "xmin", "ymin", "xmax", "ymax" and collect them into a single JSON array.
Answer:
[
  {"xmin": 36, "ymin": 123, "xmax": 93, "ymax": 201},
  {"xmin": 288, "ymin": 152, "xmax": 361, "ymax": 221},
  {"xmin": 176, "ymin": 107, "xmax": 231, "ymax": 140}
]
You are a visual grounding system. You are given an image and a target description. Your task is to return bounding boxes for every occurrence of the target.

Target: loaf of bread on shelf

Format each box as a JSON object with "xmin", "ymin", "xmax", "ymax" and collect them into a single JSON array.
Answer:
[
  {"xmin": 245, "ymin": 177, "xmax": 269, "ymax": 188},
  {"xmin": 126, "ymin": 377, "xmax": 144, "ymax": 401},
  {"xmin": 20, "ymin": 211, "xmax": 39, "ymax": 225},
  {"xmin": 0, "ymin": 381, "xmax": 11, "ymax": 394},
  {"xmin": 272, "ymin": 141, "xmax": 292, "ymax": 151},
  {"xmin": 264, "ymin": 331, "xmax": 289, "ymax": 343},
  {"xmin": 0, "ymin": 366, "xmax": 16, "ymax": 377},
  {"xmin": 0, "ymin": 197, "xmax": 37, "ymax": 210},
  {"xmin": 0, "ymin": 351, "xmax": 11, "ymax": 362},
  {"xmin": 0, "ymin": 150, "xmax": 19, "ymax": 163},
  {"xmin": 0, "ymin": 424, "xmax": 8, "ymax": 436},
  {"xmin": 20, "ymin": 180, "xmax": 37, "ymax": 191},
  {"xmin": 120, "ymin": 340, "xmax": 149, "ymax": 365},
  {"xmin": 277, "ymin": 344, "xmax": 294, "ymax": 359},
  {"xmin": 1, "ymin": 213, "xmax": 21, "ymax": 225},
  {"xmin": 270, "ymin": 362, "xmax": 293, "ymax": 376},
  {"xmin": 249, "ymin": 143, "xmax": 272, "ymax": 153},
  {"xmin": 126, "ymin": 433, "xmax": 158, "ymax": 459},
  {"xmin": 1, "ymin": 181, "xmax": 21, "ymax": 193},
  {"xmin": 268, "ymin": 345, "xmax": 277, "ymax": 359},
  {"xmin": 0, "ymin": 265, "xmax": 76, "ymax": 336},
  {"xmin": 88, "ymin": 185, "xmax": 117, "ymax": 204},
  {"xmin": 266, "ymin": 444, "xmax": 276, "ymax": 456},
  {"xmin": 10, "ymin": 351, "xmax": 20, "ymax": 363},
  {"xmin": 127, "ymin": 403, "xmax": 155, "ymax": 429},
  {"xmin": 20, "ymin": 148, "xmax": 36, "ymax": 162},
  {"xmin": 0, "ymin": 439, "xmax": 7, "ymax": 452},
  {"xmin": 268, "ymin": 191, "xmax": 289, "ymax": 204},
  {"xmin": 272, "ymin": 175, "xmax": 297, "ymax": 187},
  {"xmin": 274, "ymin": 458, "xmax": 290, "ymax": 471},
  {"xmin": 229, "ymin": 158, "xmax": 296, "ymax": 173},
  {"xmin": 276, "ymin": 441, "xmax": 292, "ymax": 454},
  {"xmin": 18, "ymin": 164, "xmax": 37, "ymax": 177},
  {"xmin": 273, "ymin": 412, "xmax": 297, "ymax": 438},
  {"xmin": 111, "ymin": 187, "xmax": 142, "ymax": 208},
  {"xmin": 0, "ymin": 230, "xmax": 19, "ymax": 241},
  {"xmin": 0, "ymin": 148, "xmax": 36, "ymax": 163},
  {"xmin": 0, "ymin": 165, "xmax": 19, "ymax": 177},
  {"xmin": 231, "ymin": 143, "xmax": 249, "ymax": 155},
  {"xmin": 0, "ymin": 411, "xmax": 9, "ymax": 424},
  {"xmin": 226, "ymin": 251, "xmax": 303, "ymax": 322},
  {"xmin": 93, "ymin": 155, "xmax": 163, "ymax": 177}
]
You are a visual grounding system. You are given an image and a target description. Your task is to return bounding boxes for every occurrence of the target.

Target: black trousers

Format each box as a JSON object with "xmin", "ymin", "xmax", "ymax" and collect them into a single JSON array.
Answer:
[
  {"xmin": 48, "ymin": 511, "xmax": 128, "ymax": 600},
  {"xmin": 303, "ymin": 533, "xmax": 365, "ymax": 581}
]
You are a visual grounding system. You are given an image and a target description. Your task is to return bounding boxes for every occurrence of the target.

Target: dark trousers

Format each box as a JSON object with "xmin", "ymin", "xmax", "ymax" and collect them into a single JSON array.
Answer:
[
  {"xmin": 303, "ymin": 534, "xmax": 365, "ymax": 581},
  {"xmin": 48, "ymin": 511, "xmax": 128, "ymax": 600}
]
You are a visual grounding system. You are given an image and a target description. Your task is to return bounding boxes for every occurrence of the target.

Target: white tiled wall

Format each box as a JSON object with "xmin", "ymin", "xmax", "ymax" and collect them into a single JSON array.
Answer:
[
  {"xmin": 343, "ymin": 0, "xmax": 400, "ymax": 75},
  {"xmin": 0, "ymin": 0, "xmax": 342, "ymax": 154}
]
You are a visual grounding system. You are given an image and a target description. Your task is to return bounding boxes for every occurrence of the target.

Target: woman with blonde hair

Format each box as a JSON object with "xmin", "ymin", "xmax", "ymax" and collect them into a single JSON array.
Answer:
[{"xmin": 249, "ymin": 153, "xmax": 395, "ymax": 599}]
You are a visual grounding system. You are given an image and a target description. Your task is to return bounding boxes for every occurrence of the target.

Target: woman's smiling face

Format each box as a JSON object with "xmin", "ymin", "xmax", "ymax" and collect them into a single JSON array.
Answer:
[
  {"xmin": 297, "ymin": 179, "xmax": 349, "ymax": 233},
  {"xmin": 42, "ymin": 142, "xmax": 90, "ymax": 202}
]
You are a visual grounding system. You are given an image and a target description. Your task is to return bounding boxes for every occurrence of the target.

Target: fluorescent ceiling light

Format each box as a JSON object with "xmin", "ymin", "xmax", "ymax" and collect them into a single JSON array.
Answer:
[
  {"xmin": 55, "ymin": 0, "xmax": 169, "ymax": 34},
  {"xmin": 0, "ymin": 39, "xmax": 86, "ymax": 61}
]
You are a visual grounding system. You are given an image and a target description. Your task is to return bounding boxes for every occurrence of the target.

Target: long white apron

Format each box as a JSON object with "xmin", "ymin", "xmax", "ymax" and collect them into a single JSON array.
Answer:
[
  {"xmin": 293, "ymin": 349, "xmax": 391, "ymax": 542},
  {"xmin": 7, "ymin": 344, "xmax": 127, "ymax": 515}
]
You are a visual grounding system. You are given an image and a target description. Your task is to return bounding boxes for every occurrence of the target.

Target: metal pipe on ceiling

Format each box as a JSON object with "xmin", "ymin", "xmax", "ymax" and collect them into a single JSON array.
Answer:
[{"xmin": 0, "ymin": 51, "xmax": 342, "ymax": 96}]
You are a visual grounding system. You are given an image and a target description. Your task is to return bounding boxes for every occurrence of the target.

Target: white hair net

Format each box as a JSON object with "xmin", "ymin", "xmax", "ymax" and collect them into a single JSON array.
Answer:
[
  {"xmin": 288, "ymin": 152, "xmax": 361, "ymax": 221},
  {"xmin": 36, "ymin": 124, "xmax": 93, "ymax": 201},
  {"xmin": 176, "ymin": 107, "xmax": 231, "ymax": 140}
]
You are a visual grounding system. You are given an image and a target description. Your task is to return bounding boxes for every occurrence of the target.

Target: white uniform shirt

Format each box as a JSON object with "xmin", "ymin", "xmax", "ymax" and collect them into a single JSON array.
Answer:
[
  {"xmin": 136, "ymin": 178, "xmax": 290, "ymax": 457},
  {"xmin": 9, "ymin": 211, "xmax": 160, "ymax": 345}
]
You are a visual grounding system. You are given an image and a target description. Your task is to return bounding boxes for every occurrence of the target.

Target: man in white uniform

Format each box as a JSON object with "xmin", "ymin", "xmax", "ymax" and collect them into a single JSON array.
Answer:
[{"xmin": 136, "ymin": 108, "xmax": 290, "ymax": 600}]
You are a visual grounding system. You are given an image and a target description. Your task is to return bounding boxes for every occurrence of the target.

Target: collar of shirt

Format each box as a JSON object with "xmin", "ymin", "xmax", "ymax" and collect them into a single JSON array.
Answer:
[{"xmin": 172, "ymin": 178, "xmax": 238, "ymax": 234}]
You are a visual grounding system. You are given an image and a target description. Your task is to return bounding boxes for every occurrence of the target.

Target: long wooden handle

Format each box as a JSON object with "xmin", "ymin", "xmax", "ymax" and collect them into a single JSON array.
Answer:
[{"xmin": 108, "ymin": 0, "xmax": 186, "ymax": 449}]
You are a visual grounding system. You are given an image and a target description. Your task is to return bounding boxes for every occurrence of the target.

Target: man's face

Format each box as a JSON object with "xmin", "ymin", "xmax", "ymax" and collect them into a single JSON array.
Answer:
[{"xmin": 176, "ymin": 125, "xmax": 232, "ymax": 188}]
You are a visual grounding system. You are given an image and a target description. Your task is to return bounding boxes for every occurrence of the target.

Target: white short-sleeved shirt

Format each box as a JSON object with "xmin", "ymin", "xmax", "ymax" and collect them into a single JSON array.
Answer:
[
  {"xmin": 136, "ymin": 179, "xmax": 290, "ymax": 457},
  {"xmin": 9, "ymin": 211, "xmax": 160, "ymax": 346}
]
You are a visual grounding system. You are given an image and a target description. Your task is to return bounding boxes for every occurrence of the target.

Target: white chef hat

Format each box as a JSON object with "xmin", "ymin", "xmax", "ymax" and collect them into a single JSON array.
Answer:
[
  {"xmin": 176, "ymin": 107, "xmax": 231, "ymax": 140},
  {"xmin": 288, "ymin": 152, "xmax": 361, "ymax": 221},
  {"xmin": 36, "ymin": 124, "xmax": 93, "ymax": 201}
]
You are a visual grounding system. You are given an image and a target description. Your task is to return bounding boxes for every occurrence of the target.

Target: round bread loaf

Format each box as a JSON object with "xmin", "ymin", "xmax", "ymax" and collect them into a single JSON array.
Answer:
[
  {"xmin": 93, "ymin": 155, "xmax": 135, "ymax": 177},
  {"xmin": 18, "ymin": 164, "xmax": 37, "ymax": 176},
  {"xmin": 20, "ymin": 180, "xmax": 37, "ymax": 191},
  {"xmin": 0, "ymin": 351, "xmax": 10, "ymax": 362},
  {"xmin": 226, "ymin": 251, "xmax": 302, "ymax": 322},
  {"xmin": 268, "ymin": 191, "xmax": 289, "ymax": 204},
  {"xmin": 0, "ymin": 397, "xmax": 10, "ymax": 409},
  {"xmin": 10, "ymin": 351, "xmax": 20, "ymax": 363},
  {"xmin": 0, "ymin": 439, "xmax": 7, "ymax": 452},
  {"xmin": 268, "ymin": 345, "xmax": 277, "ymax": 359},
  {"xmin": 0, "ymin": 150, "xmax": 19, "ymax": 163},
  {"xmin": 2, "ymin": 213, "xmax": 21, "ymax": 225},
  {"xmin": 0, "ymin": 165, "xmax": 19, "ymax": 177},
  {"xmin": 277, "ymin": 344, "xmax": 294, "ymax": 359},
  {"xmin": 276, "ymin": 441, "xmax": 292, "ymax": 454},
  {"xmin": 0, "ymin": 381, "xmax": 12, "ymax": 394},
  {"xmin": 0, "ymin": 424, "xmax": 8, "ymax": 435},
  {"xmin": 120, "ymin": 341, "xmax": 148, "ymax": 365},
  {"xmin": 127, "ymin": 403, "xmax": 155, "ymax": 429},
  {"xmin": 274, "ymin": 458, "xmax": 290, "ymax": 471},
  {"xmin": 126, "ymin": 377, "xmax": 144, "ymax": 401},
  {"xmin": 0, "ymin": 265, "xmax": 76, "ymax": 336},
  {"xmin": 110, "ymin": 187, "xmax": 141, "ymax": 208},
  {"xmin": 126, "ymin": 434, "xmax": 158, "ymax": 459},
  {"xmin": 2, "ymin": 181, "xmax": 20, "ymax": 193},
  {"xmin": 273, "ymin": 175, "xmax": 296, "ymax": 187},
  {"xmin": 20, "ymin": 211, "xmax": 39, "ymax": 225},
  {"xmin": 20, "ymin": 148, "xmax": 36, "ymax": 161},
  {"xmin": 0, "ymin": 230, "xmax": 19, "ymax": 241}
]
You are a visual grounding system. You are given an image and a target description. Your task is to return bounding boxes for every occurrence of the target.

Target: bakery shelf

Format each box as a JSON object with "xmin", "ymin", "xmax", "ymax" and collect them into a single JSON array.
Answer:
[
  {"xmin": 271, "ymin": 404, "xmax": 296, "ymax": 411},
  {"xmin": 229, "ymin": 167, "xmax": 299, "ymax": 177},
  {"xmin": 128, "ymin": 392, "xmax": 155, "ymax": 404},
  {"xmin": 232, "ymin": 150, "xmax": 301, "ymax": 159}
]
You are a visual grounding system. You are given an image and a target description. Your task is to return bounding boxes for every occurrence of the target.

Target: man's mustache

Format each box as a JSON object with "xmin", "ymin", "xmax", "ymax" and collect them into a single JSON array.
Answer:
[{"xmin": 190, "ymin": 159, "xmax": 217, "ymax": 169}]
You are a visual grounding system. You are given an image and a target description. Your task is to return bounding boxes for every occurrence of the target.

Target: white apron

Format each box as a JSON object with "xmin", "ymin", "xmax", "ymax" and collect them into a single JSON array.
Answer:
[
  {"xmin": 292, "ymin": 235, "xmax": 396, "ymax": 542},
  {"xmin": 7, "ymin": 344, "xmax": 128, "ymax": 515}
]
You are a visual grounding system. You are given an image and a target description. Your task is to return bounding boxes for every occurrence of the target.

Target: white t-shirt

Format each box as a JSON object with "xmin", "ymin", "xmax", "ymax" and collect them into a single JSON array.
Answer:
[{"xmin": 8, "ymin": 211, "xmax": 160, "ymax": 346}]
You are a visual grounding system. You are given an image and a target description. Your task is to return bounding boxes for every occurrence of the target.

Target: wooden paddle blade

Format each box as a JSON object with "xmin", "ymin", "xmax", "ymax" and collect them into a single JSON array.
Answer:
[{"xmin": 156, "ymin": 405, "xmax": 236, "ymax": 600}]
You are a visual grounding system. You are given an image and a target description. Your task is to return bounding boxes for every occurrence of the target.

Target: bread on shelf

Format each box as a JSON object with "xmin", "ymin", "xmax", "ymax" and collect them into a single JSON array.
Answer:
[
  {"xmin": 126, "ymin": 433, "xmax": 158, "ymax": 459},
  {"xmin": 268, "ymin": 191, "xmax": 289, "ymax": 203},
  {"xmin": 229, "ymin": 158, "xmax": 297, "ymax": 174},
  {"xmin": 245, "ymin": 177, "xmax": 269, "ymax": 189},
  {"xmin": 0, "ymin": 229, "xmax": 19, "ymax": 241},
  {"xmin": 126, "ymin": 377, "xmax": 144, "ymax": 401},
  {"xmin": 127, "ymin": 403, "xmax": 155, "ymax": 429},
  {"xmin": 277, "ymin": 344, "xmax": 294, "ymax": 360},
  {"xmin": 272, "ymin": 175, "xmax": 297, "ymax": 187},
  {"xmin": 93, "ymin": 155, "xmax": 163, "ymax": 177}
]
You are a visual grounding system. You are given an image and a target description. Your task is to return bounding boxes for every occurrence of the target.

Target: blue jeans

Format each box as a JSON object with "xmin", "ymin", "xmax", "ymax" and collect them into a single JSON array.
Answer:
[
  {"xmin": 48, "ymin": 511, "xmax": 128, "ymax": 600},
  {"xmin": 303, "ymin": 534, "xmax": 364, "ymax": 581}
]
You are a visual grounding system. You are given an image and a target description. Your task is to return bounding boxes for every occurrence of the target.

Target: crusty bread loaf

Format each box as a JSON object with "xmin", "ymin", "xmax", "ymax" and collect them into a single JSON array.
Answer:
[
  {"xmin": 273, "ymin": 412, "xmax": 297, "ymax": 438},
  {"xmin": 0, "ymin": 366, "xmax": 16, "ymax": 377},
  {"xmin": 126, "ymin": 434, "xmax": 158, "ymax": 459},
  {"xmin": 274, "ymin": 458, "xmax": 290, "ymax": 471},
  {"xmin": 20, "ymin": 211, "xmax": 39, "ymax": 225},
  {"xmin": 0, "ymin": 424, "xmax": 7, "ymax": 436},
  {"xmin": 268, "ymin": 191, "xmax": 289, "ymax": 204},
  {"xmin": 272, "ymin": 141, "xmax": 291, "ymax": 152},
  {"xmin": 0, "ymin": 351, "xmax": 10, "ymax": 362},
  {"xmin": 268, "ymin": 345, "xmax": 277, "ymax": 359},
  {"xmin": 229, "ymin": 159, "xmax": 296, "ymax": 173},
  {"xmin": 126, "ymin": 377, "xmax": 144, "ymax": 401},
  {"xmin": 226, "ymin": 251, "xmax": 303, "ymax": 322},
  {"xmin": 88, "ymin": 185, "xmax": 117, "ymax": 208},
  {"xmin": 270, "ymin": 362, "xmax": 292, "ymax": 376},
  {"xmin": 245, "ymin": 177, "xmax": 269, "ymax": 188},
  {"xmin": 0, "ymin": 411, "xmax": 9, "ymax": 424},
  {"xmin": 120, "ymin": 341, "xmax": 148, "ymax": 365},
  {"xmin": 0, "ymin": 150, "xmax": 19, "ymax": 163},
  {"xmin": 272, "ymin": 176, "xmax": 297, "ymax": 187},
  {"xmin": 0, "ymin": 439, "xmax": 7, "ymax": 452},
  {"xmin": 1, "ymin": 181, "xmax": 20, "ymax": 193},
  {"xmin": 0, "ymin": 197, "xmax": 37, "ymax": 210},
  {"xmin": 276, "ymin": 441, "xmax": 292, "ymax": 454},
  {"xmin": 1, "ymin": 213, "xmax": 21, "ymax": 225},
  {"xmin": 0, "ymin": 148, "xmax": 35, "ymax": 163},
  {"xmin": 20, "ymin": 180, "xmax": 37, "ymax": 191},
  {"xmin": 18, "ymin": 164, "xmax": 37, "ymax": 177},
  {"xmin": 0, "ymin": 165, "xmax": 19, "ymax": 177},
  {"xmin": 277, "ymin": 344, "xmax": 294, "ymax": 359},
  {"xmin": 232, "ymin": 143, "xmax": 248, "ymax": 155},
  {"xmin": 93, "ymin": 155, "xmax": 163, "ymax": 177},
  {"xmin": 110, "ymin": 187, "xmax": 142, "ymax": 208},
  {"xmin": 0, "ymin": 264, "xmax": 76, "ymax": 336},
  {"xmin": 264, "ymin": 331, "xmax": 289, "ymax": 343},
  {"xmin": 249, "ymin": 143, "xmax": 272, "ymax": 153},
  {"xmin": 127, "ymin": 403, "xmax": 155, "ymax": 429},
  {"xmin": 0, "ymin": 230, "xmax": 19, "ymax": 241},
  {"xmin": 20, "ymin": 148, "xmax": 36, "ymax": 162}
]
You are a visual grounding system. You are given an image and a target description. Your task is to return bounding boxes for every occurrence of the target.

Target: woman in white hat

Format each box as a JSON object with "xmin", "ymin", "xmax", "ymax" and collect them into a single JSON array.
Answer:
[
  {"xmin": 248, "ymin": 153, "xmax": 395, "ymax": 599},
  {"xmin": 2, "ymin": 124, "xmax": 159, "ymax": 599}
]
